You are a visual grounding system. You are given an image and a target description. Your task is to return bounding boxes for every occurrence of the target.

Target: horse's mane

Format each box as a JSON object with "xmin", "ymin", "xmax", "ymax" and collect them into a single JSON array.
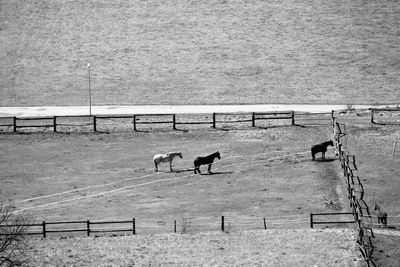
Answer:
[
  {"xmin": 321, "ymin": 140, "xmax": 333, "ymax": 145},
  {"xmin": 168, "ymin": 151, "xmax": 182, "ymax": 155},
  {"xmin": 209, "ymin": 151, "xmax": 220, "ymax": 157}
]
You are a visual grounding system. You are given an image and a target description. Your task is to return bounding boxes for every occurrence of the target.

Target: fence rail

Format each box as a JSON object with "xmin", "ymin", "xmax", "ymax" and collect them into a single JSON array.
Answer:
[
  {"xmin": 0, "ymin": 219, "xmax": 136, "ymax": 238},
  {"xmin": 309, "ymin": 212, "xmax": 356, "ymax": 228},
  {"xmin": 371, "ymin": 107, "xmax": 400, "ymax": 124},
  {"xmin": 0, "ymin": 111, "xmax": 300, "ymax": 133},
  {"xmin": 0, "ymin": 215, "xmax": 315, "ymax": 238}
]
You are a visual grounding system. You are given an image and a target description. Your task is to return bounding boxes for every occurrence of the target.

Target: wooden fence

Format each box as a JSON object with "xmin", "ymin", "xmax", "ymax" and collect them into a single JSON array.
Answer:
[
  {"xmin": 0, "ymin": 219, "xmax": 136, "ymax": 238},
  {"xmin": 332, "ymin": 113, "xmax": 376, "ymax": 267},
  {"xmin": 309, "ymin": 212, "xmax": 356, "ymax": 228},
  {"xmin": 370, "ymin": 107, "xmax": 400, "ymax": 124},
  {"xmin": 0, "ymin": 111, "xmax": 333, "ymax": 133},
  {"xmin": 1, "ymin": 215, "xmax": 312, "ymax": 238}
]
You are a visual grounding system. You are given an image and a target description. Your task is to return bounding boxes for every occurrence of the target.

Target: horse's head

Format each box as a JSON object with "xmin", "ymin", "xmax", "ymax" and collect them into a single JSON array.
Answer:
[
  {"xmin": 216, "ymin": 151, "xmax": 221, "ymax": 160},
  {"xmin": 329, "ymin": 140, "xmax": 334, "ymax": 146},
  {"xmin": 374, "ymin": 203, "xmax": 380, "ymax": 211}
]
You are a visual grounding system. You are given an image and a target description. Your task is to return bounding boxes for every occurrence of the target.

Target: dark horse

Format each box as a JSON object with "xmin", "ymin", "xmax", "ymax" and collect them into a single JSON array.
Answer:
[
  {"xmin": 194, "ymin": 151, "xmax": 221, "ymax": 174},
  {"xmin": 311, "ymin": 140, "xmax": 334, "ymax": 160}
]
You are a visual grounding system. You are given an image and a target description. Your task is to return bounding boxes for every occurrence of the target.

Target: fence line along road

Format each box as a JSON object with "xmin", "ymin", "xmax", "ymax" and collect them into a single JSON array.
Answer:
[{"xmin": 0, "ymin": 111, "xmax": 335, "ymax": 133}]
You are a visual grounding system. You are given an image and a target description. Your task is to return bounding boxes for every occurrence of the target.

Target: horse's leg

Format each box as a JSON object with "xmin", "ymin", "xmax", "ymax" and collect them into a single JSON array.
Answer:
[
  {"xmin": 154, "ymin": 161, "xmax": 158, "ymax": 172},
  {"xmin": 207, "ymin": 164, "xmax": 212, "ymax": 173},
  {"xmin": 170, "ymin": 160, "xmax": 173, "ymax": 172}
]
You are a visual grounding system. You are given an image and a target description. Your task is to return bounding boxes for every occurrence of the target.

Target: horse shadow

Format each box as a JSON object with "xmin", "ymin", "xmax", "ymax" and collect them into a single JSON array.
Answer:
[
  {"xmin": 199, "ymin": 171, "xmax": 233, "ymax": 175},
  {"xmin": 156, "ymin": 169, "xmax": 193, "ymax": 174},
  {"xmin": 313, "ymin": 158, "xmax": 337, "ymax": 162},
  {"xmin": 174, "ymin": 169, "xmax": 194, "ymax": 173},
  {"xmin": 372, "ymin": 122, "xmax": 400, "ymax": 126},
  {"xmin": 173, "ymin": 128, "xmax": 189, "ymax": 133}
]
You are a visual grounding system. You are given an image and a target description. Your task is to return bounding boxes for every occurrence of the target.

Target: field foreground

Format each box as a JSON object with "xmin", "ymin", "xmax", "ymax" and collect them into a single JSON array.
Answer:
[{"xmin": 27, "ymin": 229, "xmax": 362, "ymax": 266}]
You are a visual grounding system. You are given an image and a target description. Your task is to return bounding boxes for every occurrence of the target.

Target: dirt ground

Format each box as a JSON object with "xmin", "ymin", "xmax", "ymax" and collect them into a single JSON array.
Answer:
[
  {"xmin": 2, "ymin": 112, "xmax": 400, "ymax": 265},
  {"xmin": 1, "ymin": 125, "xmax": 342, "ymax": 225}
]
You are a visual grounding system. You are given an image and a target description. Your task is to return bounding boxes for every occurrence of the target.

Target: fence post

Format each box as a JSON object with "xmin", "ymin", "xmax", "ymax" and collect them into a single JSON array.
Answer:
[
  {"xmin": 53, "ymin": 116, "xmax": 57, "ymax": 132},
  {"xmin": 291, "ymin": 111, "xmax": 295, "ymax": 125},
  {"xmin": 13, "ymin": 117, "xmax": 16, "ymax": 132},
  {"xmin": 173, "ymin": 114, "xmax": 176, "ymax": 130},
  {"xmin": 174, "ymin": 220, "xmax": 177, "ymax": 233},
  {"xmin": 93, "ymin": 116, "xmax": 97, "ymax": 132},
  {"xmin": 133, "ymin": 115, "xmax": 137, "ymax": 131},
  {"xmin": 221, "ymin": 216, "xmax": 224, "ymax": 232},
  {"xmin": 252, "ymin": 112, "xmax": 255, "ymax": 127},
  {"xmin": 132, "ymin": 218, "xmax": 136, "ymax": 235},
  {"xmin": 42, "ymin": 221, "xmax": 46, "ymax": 238},
  {"xmin": 310, "ymin": 214, "xmax": 314, "ymax": 228},
  {"xmin": 87, "ymin": 220, "xmax": 90, "ymax": 236},
  {"xmin": 263, "ymin": 217, "xmax": 266, "ymax": 230},
  {"xmin": 392, "ymin": 137, "xmax": 398, "ymax": 157},
  {"xmin": 213, "ymin": 113, "xmax": 216, "ymax": 129},
  {"xmin": 371, "ymin": 109, "xmax": 374, "ymax": 124}
]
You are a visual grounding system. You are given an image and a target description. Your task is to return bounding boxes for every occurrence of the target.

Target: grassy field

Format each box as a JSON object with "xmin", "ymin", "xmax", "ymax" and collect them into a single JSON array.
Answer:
[
  {"xmin": 1, "ymin": 126, "xmax": 342, "ymax": 225},
  {"xmin": 1, "ymin": 113, "xmax": 400, "ymax": 265},
  {"xmin": 1, "ymin": 0, "xmax": 400, "ymax": 106},
  {"xmin": 26, "ymin": 229, "xmax": 361, "ymax": 266},
  {"xmin": 1, "ymin": 124, "xmax": 362, "ymax": 266}
]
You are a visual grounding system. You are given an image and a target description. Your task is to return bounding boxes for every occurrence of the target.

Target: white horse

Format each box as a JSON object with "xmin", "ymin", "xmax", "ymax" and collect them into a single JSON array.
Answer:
[{"xmin": 153, "ymin": 152, "xmax": 183, "ymax": 172}]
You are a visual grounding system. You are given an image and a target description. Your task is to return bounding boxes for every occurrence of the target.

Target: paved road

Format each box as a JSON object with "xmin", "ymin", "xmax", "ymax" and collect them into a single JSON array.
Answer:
[{"xmin": 0, "ymin": 104, "xmax": 396, "ymax": 117}]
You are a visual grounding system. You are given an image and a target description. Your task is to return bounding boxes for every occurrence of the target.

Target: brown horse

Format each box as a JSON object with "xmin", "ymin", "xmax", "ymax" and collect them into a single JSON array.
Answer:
[
  {"xmin": 194, "ymin": 151, "xmax": 221, "ymax": 174},
  {"xmin": 311, "ymin": 140, "xmax": 334, "ymax": 160}
]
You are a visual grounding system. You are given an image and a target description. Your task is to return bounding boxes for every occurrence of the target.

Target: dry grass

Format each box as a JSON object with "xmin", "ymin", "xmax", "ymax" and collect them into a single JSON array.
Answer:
[
  {"xmin": 1, "ymin": 0, "xmax": 400, "ymax": 106},
  {"xmin": 0, "ymin": 124, "xmax": 361, "ymax": 265},
  {"xmin": 0, "ymin": 126, "xmax": 342, "ymax": 224},
  {"xmin": 27, "ymin": 229, "xmax": 362, "ymax": 266}
]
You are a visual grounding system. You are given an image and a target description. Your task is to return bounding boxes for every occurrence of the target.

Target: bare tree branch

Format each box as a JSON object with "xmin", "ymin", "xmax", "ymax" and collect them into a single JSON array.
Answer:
[{"xmin": 0, "ymin": 191, "xmax": 32, "ymax": 266}]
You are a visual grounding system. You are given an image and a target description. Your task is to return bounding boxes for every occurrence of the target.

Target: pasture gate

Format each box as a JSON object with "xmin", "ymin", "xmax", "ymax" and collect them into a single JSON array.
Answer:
[{"xmin": 370, "ymin": 107, "xmax": 400, "ymax": 124}]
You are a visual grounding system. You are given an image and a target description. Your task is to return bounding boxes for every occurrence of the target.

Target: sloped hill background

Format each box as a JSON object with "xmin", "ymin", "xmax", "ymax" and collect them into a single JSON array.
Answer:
[{"xmin": 1, "ymin": 0, "xmax": 399, "ymax": 106}]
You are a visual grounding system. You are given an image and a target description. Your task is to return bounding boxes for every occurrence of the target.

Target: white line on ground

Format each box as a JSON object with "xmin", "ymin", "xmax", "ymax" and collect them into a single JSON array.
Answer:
[{"xmin": 11, "ymin": 148, "xmax": 316, "ymax": 214}]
